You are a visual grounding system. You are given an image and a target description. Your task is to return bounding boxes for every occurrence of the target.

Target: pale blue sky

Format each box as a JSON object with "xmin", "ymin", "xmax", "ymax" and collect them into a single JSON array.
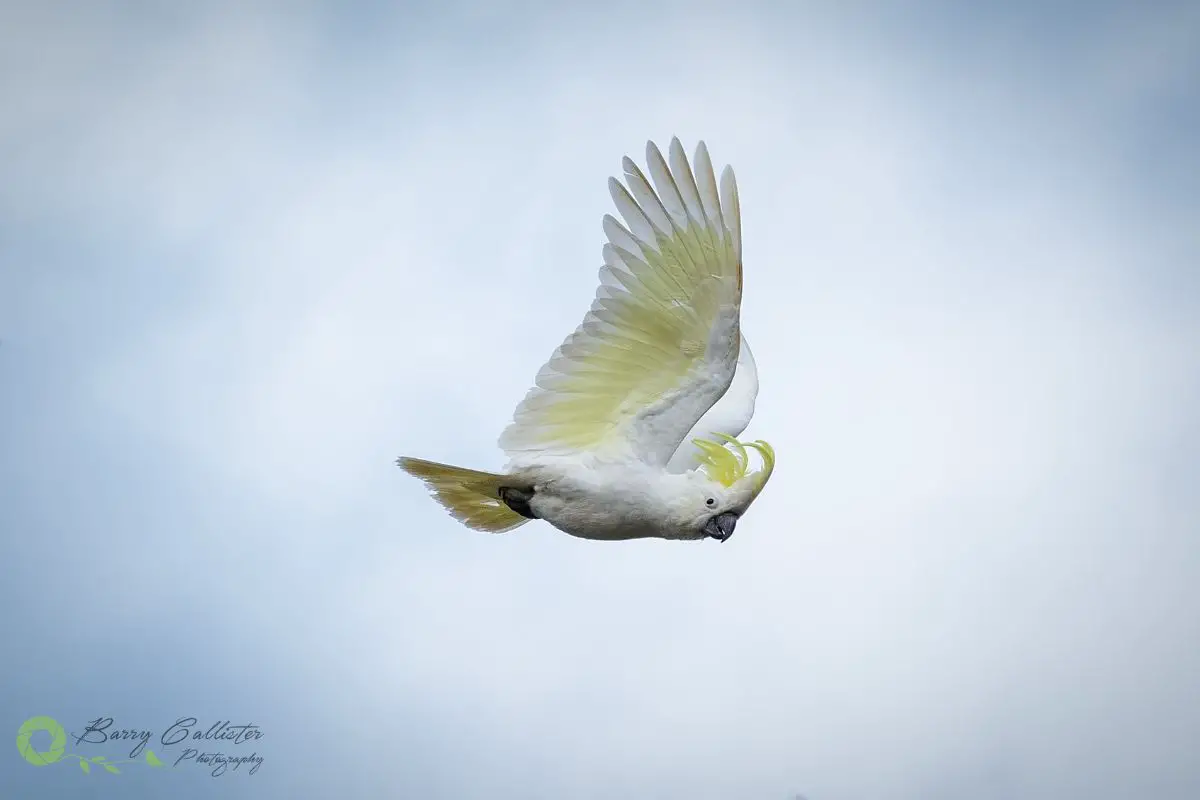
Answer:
[{"xmin": 2, "ymin": 1, "xmax": 1198, "ymax": 798}]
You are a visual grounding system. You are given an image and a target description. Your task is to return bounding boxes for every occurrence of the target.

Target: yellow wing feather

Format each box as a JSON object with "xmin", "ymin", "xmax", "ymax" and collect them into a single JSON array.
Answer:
[{"xmin": 499, "ymin": 138, "xmax": 744, "ymax": 466}]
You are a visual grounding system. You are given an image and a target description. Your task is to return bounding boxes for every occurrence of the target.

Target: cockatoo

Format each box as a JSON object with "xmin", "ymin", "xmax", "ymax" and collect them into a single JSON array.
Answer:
[{"xmin": 397, "ymin": 138, "xmax": 774, "ymax": 542}]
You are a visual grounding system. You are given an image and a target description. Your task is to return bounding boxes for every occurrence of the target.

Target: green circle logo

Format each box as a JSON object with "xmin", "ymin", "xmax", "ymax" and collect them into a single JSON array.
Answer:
[{"xmin": 16, "ymin": 716, "xmax": 66, "ymax": 766}]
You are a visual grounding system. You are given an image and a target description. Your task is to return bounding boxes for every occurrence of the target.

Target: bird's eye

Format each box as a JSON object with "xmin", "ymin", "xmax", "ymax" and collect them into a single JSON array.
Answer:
[{"xmin": 705, "ymin": 498, "xmax": 715, "ymax": 507}]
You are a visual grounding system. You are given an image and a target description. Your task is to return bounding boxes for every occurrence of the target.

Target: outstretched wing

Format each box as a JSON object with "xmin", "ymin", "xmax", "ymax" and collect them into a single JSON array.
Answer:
[{"xmin": 499, "ymin": 137, "xmax": 744, "ymax": 467}]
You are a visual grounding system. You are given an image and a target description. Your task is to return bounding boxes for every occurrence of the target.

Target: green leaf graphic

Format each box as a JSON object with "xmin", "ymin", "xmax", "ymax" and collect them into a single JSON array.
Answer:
[
  {"xmin": 90, "ymin": 756, "xmax": 106, "ymax": 762},
  {"xmin": 80, "ymin": 760, "xmax": 91, "ymax": 774},
  {"xmin": 145, "ymin": 750, "xmax": 164, "ymax": 767},
  {"xmin": 104, "ymin": 764, "xmax": 120, "ymax": 774}
]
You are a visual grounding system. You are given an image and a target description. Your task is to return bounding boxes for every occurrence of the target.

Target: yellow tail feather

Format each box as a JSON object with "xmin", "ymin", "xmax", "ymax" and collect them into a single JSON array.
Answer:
[{"xmin": 396, "ymin": 456, "xmax": 531, "ymax": 533}]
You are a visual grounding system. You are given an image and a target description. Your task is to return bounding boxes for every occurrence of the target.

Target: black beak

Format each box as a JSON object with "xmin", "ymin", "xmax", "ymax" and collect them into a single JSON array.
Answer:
[{"xmin": 702, "ymin": 512, "xmax": 739, "ymax": 542}]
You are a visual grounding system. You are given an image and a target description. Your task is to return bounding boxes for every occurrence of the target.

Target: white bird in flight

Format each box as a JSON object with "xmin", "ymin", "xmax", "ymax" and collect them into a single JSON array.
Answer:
[{"xmin": 397, "ymin": 138, "xmax": 774, "ymax": 542}]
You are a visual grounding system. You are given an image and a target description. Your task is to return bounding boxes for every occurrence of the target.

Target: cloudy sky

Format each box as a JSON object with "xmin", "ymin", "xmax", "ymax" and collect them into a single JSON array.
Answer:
[{"xmin": 2, "ymin": 1, "xmax": 1197, "ymax": 797}]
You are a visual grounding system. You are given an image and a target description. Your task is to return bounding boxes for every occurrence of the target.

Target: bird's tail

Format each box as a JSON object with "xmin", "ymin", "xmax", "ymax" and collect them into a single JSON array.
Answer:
[{"xmin": 396, "ymin": 456, "xmax": 532, "ymax": 533}]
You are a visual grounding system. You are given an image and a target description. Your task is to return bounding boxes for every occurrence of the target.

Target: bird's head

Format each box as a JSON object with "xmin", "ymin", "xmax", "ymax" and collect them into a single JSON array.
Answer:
[{"xmin": 684, "ymin": 434, "xmax": 775, "ymax": 542}]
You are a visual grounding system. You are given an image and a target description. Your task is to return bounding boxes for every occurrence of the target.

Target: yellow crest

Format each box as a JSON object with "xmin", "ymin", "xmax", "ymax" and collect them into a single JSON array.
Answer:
[{"xmin": 692, "ymin": 433, "xmax": 775, "ymax": 498}]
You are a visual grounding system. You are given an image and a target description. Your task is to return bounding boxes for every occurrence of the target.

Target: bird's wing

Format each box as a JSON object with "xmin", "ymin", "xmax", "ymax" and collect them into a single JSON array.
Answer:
[
  {"xmin": 499, "ymin": 138, "xmax": 744, "ymax": 467},
  {"xmin": 665, "ymin": 334, "xmax": 759, "ymax": 473}
]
